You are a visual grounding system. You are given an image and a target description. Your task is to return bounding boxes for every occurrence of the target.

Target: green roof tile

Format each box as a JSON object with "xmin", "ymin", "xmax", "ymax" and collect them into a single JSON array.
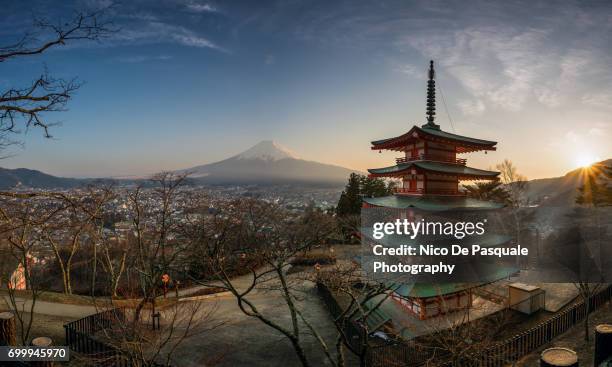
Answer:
[
  {"xmin": 389, "ymin": 265, "xmax": 518, "ymax": 298},
  {"xmin": 371, "ymin": 125, "xmax": 497, "ymax": 147},
  {"xmin": 362, "ymin": 195, "xmax": 504, "ymax": 211},
  {"xmin": 418, "ymin": 126, "xmax": 496, "ymax": 146},
  {"xmin": 368, "ymin": 161, "xmax": 499, "ymax": 177}
]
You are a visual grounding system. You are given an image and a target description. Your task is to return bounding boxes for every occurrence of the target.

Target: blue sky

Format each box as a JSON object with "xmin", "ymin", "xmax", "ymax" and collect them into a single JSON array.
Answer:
[{"xmin": 2, "ymin": 0, "xmax": 611, "ymax": 178}]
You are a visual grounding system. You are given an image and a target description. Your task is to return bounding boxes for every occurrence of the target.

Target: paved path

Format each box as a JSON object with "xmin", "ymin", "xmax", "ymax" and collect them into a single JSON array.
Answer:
[
  {"xmin": 0, "ymin": 266, "xmax": 347, "ymax": 367},
  {"xmin": 171, "ymin": 278, "xmax": 347, "ymax": 367},
  {"xmin": 177, "ymin": 265, "xmax": 278, "ymax": 297},
  {"xmin": 1, "ymin": 295, "xmax": 99, "ymax": 318}
]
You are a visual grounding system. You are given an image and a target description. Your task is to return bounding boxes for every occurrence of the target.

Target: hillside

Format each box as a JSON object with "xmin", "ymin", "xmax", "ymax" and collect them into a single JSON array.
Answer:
[
  {"xmin": 0, "ymin": 168, "xmax": 82, "ymax": 190},
  {"xmin": 527, "ymin": 159, "xmax": 612, "ymax": 206}
]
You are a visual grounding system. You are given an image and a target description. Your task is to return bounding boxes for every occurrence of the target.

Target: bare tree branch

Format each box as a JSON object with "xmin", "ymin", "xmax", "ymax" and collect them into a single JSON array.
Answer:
[{"xmin": 0, "ymin": 6, "xmax": 117, "ymax": 150}]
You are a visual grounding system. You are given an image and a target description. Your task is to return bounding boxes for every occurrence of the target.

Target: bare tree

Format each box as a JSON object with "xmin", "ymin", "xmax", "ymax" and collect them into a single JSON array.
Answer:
[
  {"xmin": 188, "ymin": 199, "xmax": 338, "ymax": 367},
  {"xmin": 84, "ymin": 173, "xmax": 223, "ymax": 366},
  {"xmin": 0, "ymin": 192, "xmax": 68, "ymax": 344},
  {"xmin": 0, "ymin": 6, "xmax": 115, "ymax": 151},
  {"xmin": 496, "ymin": 159, "xmax": 529, "ymax": 268},
  {"xmin": 315, "ymin": 264, "xmax": 398, "ymax": 367},
  {"xmin": 496, "ymin": 159, "xmax": 528, "ymax": 208},
  {"xmin": 414, "ymin": 292, "xmax": 514, "ymax": 366},
  {"xmin": 575, "ymin": 282, "xmax": 602, "ymax": 342},
  {"xmin": 92, "ymin": 300, "xmax": 221, "ymax": 367},
  {"xmin": 99, "ymin": 234, "xmax": 129, "ymax": 298},
  {"xmin": 41, "ymin": 187, "xmax": 114, "ymax": 294},
  {"xmin": 122, "ymin": 173, "xmax": 198, "ymax": 327}
]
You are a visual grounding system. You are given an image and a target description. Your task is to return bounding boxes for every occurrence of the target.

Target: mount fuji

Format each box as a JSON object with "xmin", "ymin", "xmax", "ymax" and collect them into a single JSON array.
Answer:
[{"xmin": 180, "ymin": 140, "xmax": 358, "ymax": 186}]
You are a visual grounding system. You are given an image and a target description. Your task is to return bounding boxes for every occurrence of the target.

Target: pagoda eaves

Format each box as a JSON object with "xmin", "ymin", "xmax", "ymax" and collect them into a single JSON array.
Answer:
[
  {"xmin": 371, "ymin": 125, "xmax": 497, "ymax": 153},
  {"xmin": 368, "ymin": 161, "xmax": 499, "ymax": 181}
]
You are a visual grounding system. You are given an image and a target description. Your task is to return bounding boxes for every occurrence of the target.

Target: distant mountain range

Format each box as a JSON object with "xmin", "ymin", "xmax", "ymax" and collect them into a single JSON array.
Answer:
[
  {"xmin": 0, "ymin": 141, "xmax": 359, "ymax": 189},
  {"xmin": 179, "ymin": 140, "xmax": 358, "ymax": 186},
  {"xmin": 0, "ymin": 144, "xmax": 608, "ymax": 200},
  {"xmin": 0, "ymin": 167, "xmax": 82, "ymax": 189}
]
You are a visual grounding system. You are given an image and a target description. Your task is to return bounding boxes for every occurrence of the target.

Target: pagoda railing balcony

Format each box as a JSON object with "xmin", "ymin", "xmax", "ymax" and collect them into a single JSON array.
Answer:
[
  {"xmin": 394, "ymin": 187, "xmax": 423, "ymax": 194},
  {"xmin": 394, "ymin": 187, "xmax": 466, "ymax": 196},
  {"xmin": 396, "ymin": 155, "xmax": 467, "ymax": 165}
]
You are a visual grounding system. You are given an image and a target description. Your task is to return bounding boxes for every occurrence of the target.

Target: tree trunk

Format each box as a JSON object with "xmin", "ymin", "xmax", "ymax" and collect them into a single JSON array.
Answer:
[
  {"xmin": 594, "ymin": 324, "xmax": 612, "ymax": 366},
  {"xmin": 540, "ymin": 347, "xmax": 578, "ymax": 367},
  {"xmin": 584, "ymin": 297, "xmax": 590, "ymax": 342},
  {"xmin": 289, "ymin": 337, "xmax": 310, "ymax": 367},
  {"xmin": 30, "ymin": 336, "xmax": 53, "ymax": 367},
  {"xmin": 0, "ymin": 312, "xmax": 16, "ymax": 346}
]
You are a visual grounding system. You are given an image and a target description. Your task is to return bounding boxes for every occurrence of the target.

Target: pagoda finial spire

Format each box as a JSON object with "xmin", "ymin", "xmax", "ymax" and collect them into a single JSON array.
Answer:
[{"xmin": 423, "ymin": 60, "xmax": 440, "ymax": 130}]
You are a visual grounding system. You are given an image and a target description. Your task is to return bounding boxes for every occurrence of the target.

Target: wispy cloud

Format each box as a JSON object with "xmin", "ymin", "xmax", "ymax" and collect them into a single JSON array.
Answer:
[
  {"xmin": 173, "ymin": 34, "xmax": 216, "ymax": 48},
  {"xmin": 185, "ymin": 2, "xmax": 218, "ymax": 13},
  {"xmin": 582, "ymin": 92, "xmax": 612, "ymax": 107},
  {"xmin": 113, "ymin": 55, "xmax": 173, "ymax": 63},
  {"xmin": 457, "ymin": 99, "xmax": 485, "ymax": 116},
  {"xmin": 259, "ymin": 1, "xmax": 612, "ymax": 115},
  {"xmin": 400, "ymin": 26, "xmax": 554, "ymax": 112},
  {"xmin": 111, "ymin": 20, "xmax": 226, "ymax": 51},
  {"xmin": 396, "ymin": 63, "xmax": 424, "ymax": 79}
]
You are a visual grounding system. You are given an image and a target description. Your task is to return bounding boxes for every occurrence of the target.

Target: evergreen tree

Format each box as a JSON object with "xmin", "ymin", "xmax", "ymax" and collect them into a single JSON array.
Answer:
[
  {"xmin": 360, "ymin": 175, "xmax": 390, "ymax": 197},
  {"xmin": 336, "ymin": 173, "xmax": 394, "ymax": 216},
  {"xmin": 463, "ymin": 181, "xmax": 511, "ymax": 204},
  {"xmin": 336, "ymin": 173, "xmax": 362, "ymax": 216},
  {"xmin": 576, "ymin": 163, "xmax": 612, "ymax": 206},
  {"xmin": 573, "ymin": 163, "xmax": 611, "ymax": 342}
]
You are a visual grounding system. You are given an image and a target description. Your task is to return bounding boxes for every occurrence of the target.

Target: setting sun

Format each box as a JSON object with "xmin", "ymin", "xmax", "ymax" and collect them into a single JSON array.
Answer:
[{"xmin": 574, "ymin": 153, "xmax": 600, "ymax": 168}]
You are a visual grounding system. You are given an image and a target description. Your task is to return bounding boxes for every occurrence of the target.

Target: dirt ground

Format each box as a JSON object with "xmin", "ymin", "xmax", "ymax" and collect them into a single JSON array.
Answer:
[{"xmin": 516, "ymin": 301, "xmax": 612, "ymax": 366}]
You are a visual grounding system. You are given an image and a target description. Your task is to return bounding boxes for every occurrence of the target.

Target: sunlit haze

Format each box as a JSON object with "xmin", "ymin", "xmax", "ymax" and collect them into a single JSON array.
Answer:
[
  {"xmin": 574, "ymin": 153, "xmax": 600, "ymax": 169},
  {"xmin": 2, "ymin": 0, "xmax": 611, "ymax": 179}
]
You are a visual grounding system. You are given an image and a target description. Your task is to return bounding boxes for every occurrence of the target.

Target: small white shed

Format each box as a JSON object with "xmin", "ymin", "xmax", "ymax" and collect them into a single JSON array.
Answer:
[{"xmin": 508, "ymin": 282, "xmax": 545, "ymax": 315}]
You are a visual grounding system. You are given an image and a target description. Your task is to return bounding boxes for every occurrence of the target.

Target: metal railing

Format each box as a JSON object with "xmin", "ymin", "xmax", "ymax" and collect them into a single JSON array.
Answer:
[
  {"xmin": 317, "ymin": 282, "xmax": 364, "ymax": 352},
  {"xmin": 394, "ymin": 187, "xmax": 465, "ymax": 196},
  {"xmin": 64, "ymin": 308, "xmax": 128, "ymax": 366},
  {"xmin": 394, "ymin": 187, "xmax": 423, "ymax": 194},
  {"xmin": 365, "ymin": 284, "xmax": 612, "ymax": 367},
  {"xmin": 64, "ymin": 308, "xmax": 168, "ymax": 367},
  {"xmin": 396, "ymin": 155, "xmax": 467, "ymax": 165}
]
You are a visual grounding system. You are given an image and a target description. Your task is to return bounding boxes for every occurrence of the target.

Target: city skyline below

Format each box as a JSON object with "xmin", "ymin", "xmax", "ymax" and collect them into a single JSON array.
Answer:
[{"xmin": 2, "ymin": 0, "xmax": 611, "ymax": 180}]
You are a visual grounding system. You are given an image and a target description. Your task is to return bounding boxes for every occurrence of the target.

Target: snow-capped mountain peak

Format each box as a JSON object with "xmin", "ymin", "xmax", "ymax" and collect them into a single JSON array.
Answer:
[{"xmin": 233, "ymin": 140, "xmax": 298, "ymax": 161}]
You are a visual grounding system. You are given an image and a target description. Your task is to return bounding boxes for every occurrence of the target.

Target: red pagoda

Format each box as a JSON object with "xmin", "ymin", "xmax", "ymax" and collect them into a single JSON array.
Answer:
[
  {"xmin": 366, "ymin": 60, "xmax": 499, "ymax": 205},
  {"xmin": 363, "ymin": 61, "xmax": 512, "ymax": 320}
]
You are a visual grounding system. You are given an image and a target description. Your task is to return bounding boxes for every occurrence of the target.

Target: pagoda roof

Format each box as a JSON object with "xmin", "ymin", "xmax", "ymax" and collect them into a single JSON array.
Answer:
[
  {"xmin": 390, "ymin": 265, "xmax": 519, "ymax": 298},
  {"xmin": 362, "ymin": 195, "xmax": 504, "ymax": 211},
  {"xmin": 361, "ymin": 229, "xmax": 512, "ymax": 248},
  {"xmin": 368, "ymin": 161, "xmax": 500, "ymax": 179},
  {"xmin": 350, "ymin": 258, "xmax": 517, "ymax": 298},
  {"xmin": 371, "ymin": 125, "xmax": 497, "ymax": 153}
]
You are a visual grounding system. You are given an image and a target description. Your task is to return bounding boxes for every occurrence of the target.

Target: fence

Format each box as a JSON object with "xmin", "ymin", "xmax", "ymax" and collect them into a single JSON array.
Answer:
[
  {"xmin": 365, "ymin": 284, "xmax": 612, "ymax": 367},
  {"xmin": 64, "ymin": 308, "xmax": 130, "ymax": 366},
  {"xmin": 449, "ymin": 284, "xmax": 612, "ymax": 367},
  {"xmin": 317, "ymin": 282, "xmax": 612, "ymax": 366},
  {"xmin": 316, "ymin": 282, "xmax": 365, "ymax": 352}
]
